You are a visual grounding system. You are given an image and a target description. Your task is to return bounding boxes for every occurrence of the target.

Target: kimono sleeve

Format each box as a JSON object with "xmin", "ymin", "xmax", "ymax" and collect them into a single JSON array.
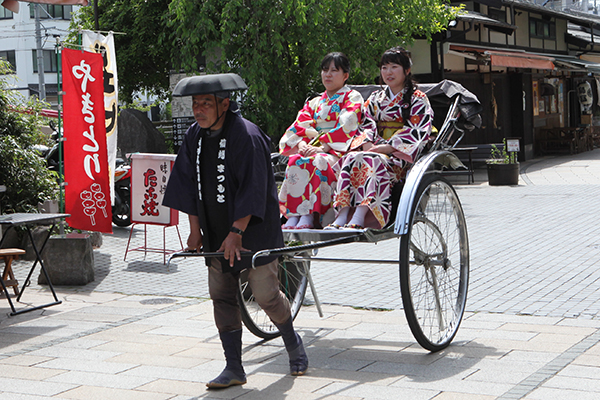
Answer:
[
  {"xmin": 279, "ymin": 96, "xmax": 320, "ymax": 155},
  {"xmin": 230, "ymin": 125, "xmax": 271, "ymax": 223},
  {"xmin": 162, "ymin": 129, "xmax": 199, "ymax": 216},
  {"xmin": 388, "ymin": 92, "xmax": 433, "ymax": 164},
  {"xmin": 349, "ymin": 92, "xmax": 381, "ymax": 150},
  {"xmin": 319, "ymin": 89, "xmax": 363, "ymax": 153}
]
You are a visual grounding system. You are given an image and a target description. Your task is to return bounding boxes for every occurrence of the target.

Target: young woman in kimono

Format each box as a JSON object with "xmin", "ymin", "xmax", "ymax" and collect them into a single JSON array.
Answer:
[
  {"xmin": 328, "ymin": 47, "xmax": 433, "ymax": 229},
  {"xmin": 278, "ymin": 52, "xmax": 364, "ymax": 229}
]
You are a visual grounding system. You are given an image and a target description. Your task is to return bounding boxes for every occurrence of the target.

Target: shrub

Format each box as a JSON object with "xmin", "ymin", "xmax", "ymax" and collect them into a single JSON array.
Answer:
[{"xmin": 0, "ymin": 60, "xmax": 59, "ymax": 213}]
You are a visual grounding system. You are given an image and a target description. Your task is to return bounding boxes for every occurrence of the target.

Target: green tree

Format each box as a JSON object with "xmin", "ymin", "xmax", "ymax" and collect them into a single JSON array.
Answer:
[
  {"xmin": 71, "ymin": 0, "xmax": 459, "ymax": 138},
  {"xmin": 170, "ymin": 0, "xmax": 459, "ymax": 137},
  {"xmin": 69, "ymin": 0, "xmax": 175, "ymax": 105},
  {"xmin": 0, "ymin": 60, "xmax": 59, "ymax": 213}
]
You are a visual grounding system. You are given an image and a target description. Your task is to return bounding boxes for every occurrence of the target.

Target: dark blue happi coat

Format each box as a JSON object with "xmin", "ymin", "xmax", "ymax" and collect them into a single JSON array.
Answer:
[{"xmin": 163, "ymin": 110, "xmax": 284, "ymax": 273}]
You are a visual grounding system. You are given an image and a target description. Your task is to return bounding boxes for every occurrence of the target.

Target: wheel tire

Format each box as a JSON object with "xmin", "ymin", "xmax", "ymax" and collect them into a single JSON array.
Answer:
[
  {"xmin": 112, "ymin": 181, "xmax": 132, "ymax": 227},
  {"xmin": 399, "ymin": 174, "xmax": 469, "ymax": 352},
  {"xmin": 238, "ymin": 248, "xmax": 309, "ymax": 339}
]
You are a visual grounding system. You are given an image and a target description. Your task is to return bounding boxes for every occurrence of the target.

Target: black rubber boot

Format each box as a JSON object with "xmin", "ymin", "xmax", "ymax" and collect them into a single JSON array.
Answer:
[
  {"xmin": 206, "ymin": 329, "xmax": 247, "ymax": 389},
  {"xmin": 275, "ymin": 317, "xmax": 309, "ymax": 376}
]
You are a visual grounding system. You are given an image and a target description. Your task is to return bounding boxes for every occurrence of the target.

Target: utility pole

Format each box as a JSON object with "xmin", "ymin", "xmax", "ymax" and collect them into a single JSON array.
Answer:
[
  {"xmin": 94, "ymin": 0, "xmax": 99, "ymax": 30},
  {"xmin": 34, "ymin": 4, "xmax": 46, "ymax": 100}
]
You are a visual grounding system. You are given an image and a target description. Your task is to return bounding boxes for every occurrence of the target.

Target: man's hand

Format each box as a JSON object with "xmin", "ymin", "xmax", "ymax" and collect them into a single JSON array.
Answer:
[
  {"xmin": 218, "ymin": 232, "xmax": 249, "ymax": 267},
  {"xmin": 187, "ymin": 215, "xmax": 203, "ymax": 252},
  {"xmin": 187, "ymin": 230, "xmax": 203, "ymax": 252},
  {"xmin": 218, "ymin": 215, "xmax": 252, "ymax": 267}
]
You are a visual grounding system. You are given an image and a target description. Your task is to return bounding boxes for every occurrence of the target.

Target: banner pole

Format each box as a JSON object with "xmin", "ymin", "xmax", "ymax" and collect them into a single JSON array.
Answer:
[{"xmin": 55, "ymin": 37, "xmax": 65, "ymax": 234}]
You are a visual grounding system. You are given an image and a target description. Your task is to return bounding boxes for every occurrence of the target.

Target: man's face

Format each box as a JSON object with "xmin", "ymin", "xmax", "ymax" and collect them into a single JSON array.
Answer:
[{"xmin": 192, "ymin": 94, "xmax": 229, "ymax": 130}]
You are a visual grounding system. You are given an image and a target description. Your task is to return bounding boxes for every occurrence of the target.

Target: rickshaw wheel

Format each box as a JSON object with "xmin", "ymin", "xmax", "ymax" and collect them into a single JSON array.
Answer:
[
  {"xmin": 400, "ymin": 174, "xmax": 469, "ymax": 352},
  {"xmin": 238, "ymin": 248, "xmax": 310, "ymax": 340}
]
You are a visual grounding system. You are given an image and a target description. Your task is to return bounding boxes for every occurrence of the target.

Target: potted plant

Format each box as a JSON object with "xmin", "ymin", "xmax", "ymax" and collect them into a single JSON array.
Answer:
[{"xmin": 486, "ymin": 139, "xmax": 520, "ymax": 185}]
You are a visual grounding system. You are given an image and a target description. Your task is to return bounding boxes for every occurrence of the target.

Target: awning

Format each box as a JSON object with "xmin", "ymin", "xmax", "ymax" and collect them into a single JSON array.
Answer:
[
  {"xmin": 552, "ymin": 55, "xmax": 598, "ymax": 72},
  {"xmin": 449, "ymin": 44, "xmax": 555, "ymax": 70},
  {"xmin": 488, "ymin": 51, "xmax": 555, "ymax": 70}
]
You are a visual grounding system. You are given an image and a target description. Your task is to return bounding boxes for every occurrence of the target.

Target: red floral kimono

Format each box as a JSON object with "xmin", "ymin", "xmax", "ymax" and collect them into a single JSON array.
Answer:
[{"xmin": 278, "ymin": 86, "xmax": 363, "ymax": 218}]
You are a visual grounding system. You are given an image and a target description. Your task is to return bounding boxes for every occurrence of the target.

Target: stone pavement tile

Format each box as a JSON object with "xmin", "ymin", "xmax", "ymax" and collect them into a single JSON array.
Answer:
[
  {"xmin": 432, "ymin": 393, "xmax": 496, "ymax": 400},
  {"xmin": 313, "ymin": 381, "xmax": 402, "ymax": 398},
  {"xmin": 0, "ymin": 354, "xmax": 53, "ymax": 367},
  {"xmin": 390, "ymin": 375, "xmax": 513, "ymax": 397},
  {"xmin": 326, "ymin": 309, "xmax": 405, "ymax": 323},
  {"xmin": 456, "ymin": 327, "xmax": 538, "ymax": 342},
  {"xmin": 308, "ymin": 367, "xmax": 404, "ymax": 387},
  {"xmin": 0, "ymin": 363, "xmax": 64, "ymax": 380},
  {"xmin": 84, "ymin": 323, "xmax": 165, "ymax": 341},
  {"xmin": 171, "ymin": 342, "xmax": 224, "ymax": 360},
  {"xmin": 35, "ymin": 357, "xmax": 138, "ymax": 374},
  {"xmin": 290, "ymin": 317, "xmax": 360, "ymax": 331},
  {"xmin": 524, "ymin": 387, "xmax": 600, "ymax": 400},
  {"xmin": 499, "ymin": 322, "xmax": 597, "ymax": 336},
  {"xmin": 540, "ymin": 375, "xmax": 600, "ymax": 392},
  {"xmin": 49, "ymin": 310, "xmax": 131, "ymax": 323},
  {"xmin": 496, "ymin": 349, "xmax": 558, "ymax": 364},
  {"xmin": 573, "ymin": 352, "xmax": 600, "ymax": 366},
  {"xmin": 584, "ymin": 341, "xmax": 600, "ymax": 355},
  {"xmin": 557, "ymin": 364, "xmax": 600, "ymax": 380},
  {"xmin": 136, "ymin": 377, "xmax": 245, "ymax": 397},
  {"xmin": 0, "ymin": 377, "xmax": 76, "ymax": 397},
  {"xmin": 462, "ymin": 312, "xmax": 563, "ymax": 326},
  {"xmin": 57, "ymin": 385, "xmax": 172, "ymax": 400},
  {"xmin": 143, "ymin": 324, "xmax": 216, "ymax": 339},
  {"xmin": 0, "ymin": 394, "xmax": 53, "ymax": 400},
  {"xmin": 443, "ymin": 346, "xmax": 510, "ymax": 363},
  {"xmin": 138, "ymin": 310, "xmax": 216, "ymax": 328},
  {"xmin": 107, "ymin": 352, "xmax": 206, "ymax": 369},
  {"xmin": 91, "ymin": 340, "xmax": 197, "ymax": 356},
  {"xmin": 45, "ymin": 370, "xmax": 155, "ymax": 389},
  {"xmin": 1, "ymin": 313, "xmax": 107, "ymax": 334},
  {"xmin": 469, "ymin": 336, "xmax": 576, "ymax": 353},
  {"xmin": 27, "ymin": 346, "xmax": 120, "ymax": 361},
  {"xmin": 0, "ymin": 331, "xmax": 53, "ymax": 349},
  {"xmin": 122, "ymin": 364, "xmax": 216, "ymax": 383},
  {"xmin": 329, "ymin": 347, "xmax": 442, "ymax": 366},
  {"xmin": 465, "ymin": 366, "xmax": 539, "ymax": 385},
  {"xmin": 324, "ymin": 382, "xmax": 438, "ymax": 400},
  {"xmin": 232, "ymin": 375, "xmax": 358, "ymax": 400}
]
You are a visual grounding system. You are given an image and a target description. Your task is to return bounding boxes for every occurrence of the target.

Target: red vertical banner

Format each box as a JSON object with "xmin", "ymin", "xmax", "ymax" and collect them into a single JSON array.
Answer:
[{"xmin": 62, "ymin": 48, "xmax": 112, "ymax": 233}]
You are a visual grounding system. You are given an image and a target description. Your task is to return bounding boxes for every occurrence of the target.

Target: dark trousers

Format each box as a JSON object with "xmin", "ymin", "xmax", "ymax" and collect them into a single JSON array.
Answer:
[{"xmin": 209, "ymin": 258, "xmax": 291, "ymax": 332}]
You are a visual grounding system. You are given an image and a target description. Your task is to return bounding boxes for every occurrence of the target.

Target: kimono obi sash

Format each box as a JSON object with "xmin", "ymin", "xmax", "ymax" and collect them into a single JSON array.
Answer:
[
  {"xmin": 377, "ymin": 121, "xmax": 404, "ymax": 140},
  {"xmin": 308, "ymin": 121, "xmax": 337, "ymax": 147}
]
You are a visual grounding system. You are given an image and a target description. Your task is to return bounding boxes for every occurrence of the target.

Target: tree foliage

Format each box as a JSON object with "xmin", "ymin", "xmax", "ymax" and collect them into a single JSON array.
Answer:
[
  {"xmin": 69, "ymin": 0, "xmax": 175, "ymax": 105},
  {"xmin": 0, "ymin": 60, "xmax": 59, "ymax": 213},
  {"xmin": 71, "ymin": 0, "xmax": 458, "ymax": 138},
  {"xmin": 169, "ymin": 0, "xmax": 459, "ymax": 137}
]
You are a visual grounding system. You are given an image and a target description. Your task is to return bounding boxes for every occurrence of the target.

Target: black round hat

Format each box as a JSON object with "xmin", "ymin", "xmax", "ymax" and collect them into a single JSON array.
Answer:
[{"xmin": 172, "ymin": 73, "xmax": 248, "ymax": 97}]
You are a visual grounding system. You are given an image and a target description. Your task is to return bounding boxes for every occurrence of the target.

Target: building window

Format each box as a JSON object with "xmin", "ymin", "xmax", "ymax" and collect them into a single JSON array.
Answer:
[
  {"xmin": 488, "ymin": 8, "xmax": 506, "ymax": 23},
  {"xmin": 529, "ymin": 17, "xmax": 556, "ymax": 39},
  {"xmin": 1, "ymin": 6, "xmax": 13, "ymax": 19},
  {"xmin": 29, "ymin": 4, "xmax": 73, "ymax": 20},
  {"xmin": 32, "ymin": 50, "xmax": 60, "ymax": 73},
  {"xmin": 0, "ymin": 50, "xmax": 16, "ymax": 72}
]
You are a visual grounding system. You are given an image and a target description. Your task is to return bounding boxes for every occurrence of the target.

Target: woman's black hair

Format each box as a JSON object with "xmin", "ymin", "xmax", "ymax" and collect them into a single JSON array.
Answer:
[
  {"xmin": 379, "ymin": 46, "xmax": 417, "ymax": 122},
  {"xmin": 320, "ymin": 52, "xmax": 351, "ymax": 74}
]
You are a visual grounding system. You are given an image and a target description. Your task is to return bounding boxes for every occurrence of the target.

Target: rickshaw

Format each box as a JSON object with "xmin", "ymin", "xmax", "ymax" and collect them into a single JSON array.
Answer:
[{"xmin": 169, "ymin": 78, "xmax": 482, "ymax": 352}]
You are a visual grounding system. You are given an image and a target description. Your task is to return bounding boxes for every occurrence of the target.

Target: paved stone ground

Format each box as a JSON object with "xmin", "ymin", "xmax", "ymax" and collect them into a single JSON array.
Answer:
[
  {"xmin": 8, "ymin": 149, "xmax": 600, "ymax": 319},
  {"xmin": 2, "ymin": 149, "xmax": 600, "ymax": 399}
]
